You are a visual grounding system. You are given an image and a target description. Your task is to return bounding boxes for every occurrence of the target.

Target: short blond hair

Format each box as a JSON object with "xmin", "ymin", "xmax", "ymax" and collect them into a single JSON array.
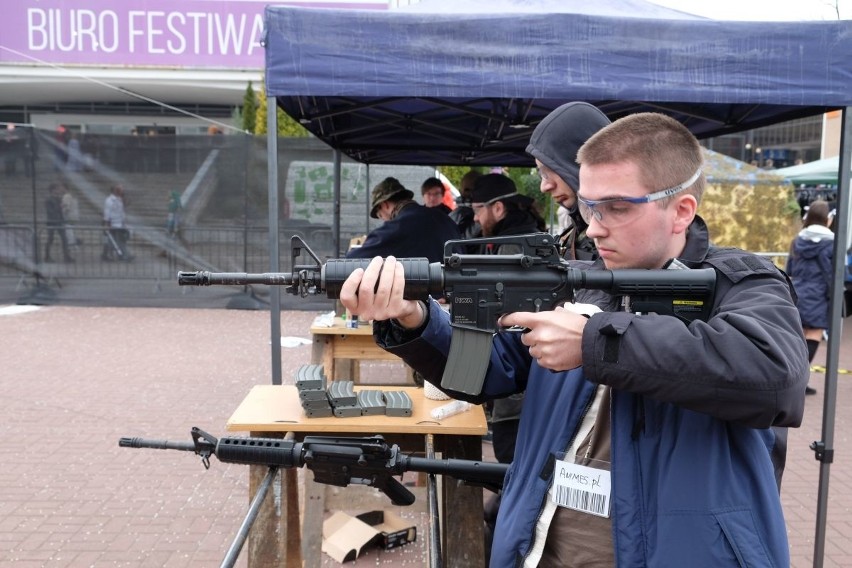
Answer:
[{"xmin": 577, "ymin": 112, "xmax": 705, "ymax": 204}]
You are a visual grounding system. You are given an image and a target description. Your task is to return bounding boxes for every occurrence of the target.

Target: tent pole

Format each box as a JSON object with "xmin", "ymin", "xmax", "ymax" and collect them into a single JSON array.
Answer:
[
  {"xmin": 333, "ymin": 150, "xmax": 342, "ymax": 257},
  {"xmin": 267, "ymin": 97, "xmax": 282, "ymax": 385},
  {"xmin": 812, "ymin": 106, "xmax": 851, "ymax": 568},
  {"xmin": 365, "ymin": 164, "xmax": 371, "ymax": 234}
]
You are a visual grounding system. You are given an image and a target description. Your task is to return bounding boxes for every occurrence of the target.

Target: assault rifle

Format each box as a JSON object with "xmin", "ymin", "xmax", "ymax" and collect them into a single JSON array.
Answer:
[
  {"xmin": 120, "ymin": 427, "xmax": 508, "ymax": 504},
  {"xmin": 178, "ymin": 234, "xmax": 716, "ymax": 394}
]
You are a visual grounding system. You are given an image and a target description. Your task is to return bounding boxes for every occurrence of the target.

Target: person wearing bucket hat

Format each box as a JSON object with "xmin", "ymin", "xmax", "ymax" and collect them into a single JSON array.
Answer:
[
  {"xmin": 526, "ymin": 101, "xmax": 611, "ymax": 260},
  {"xmin": 346, "ymin": 177, "xmax": 460, "ymax": 263},
  {"xmin": 368, "ymin": 177, "xmax": 413, "ymax": 219}
]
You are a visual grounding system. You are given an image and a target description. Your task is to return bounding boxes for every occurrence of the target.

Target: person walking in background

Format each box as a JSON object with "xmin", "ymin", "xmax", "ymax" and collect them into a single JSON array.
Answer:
[
  {"xmin": 786, "ymin": 199, "xmax": 834, "ymax": 396},
  {"xmin": 66, "ymin": 132, "xmax": 83, "ymax": 172},
  {"xmin": 420, "ymin": 177, "xmax": 452, "ymax": 214},
  {"xmin": 44, "ymin": 182, "xmax": 74, "ymax": 263},
  {"xmin": 61, "ymin": 184, "xmax": 80, "ymax": 248},
  {"xmin": 102, "ymin": 184, "xmax": 132, "ymax": 261},
  {"xmin": 166, "ymin": 190, "xmax": 183, "ymax": 240}
]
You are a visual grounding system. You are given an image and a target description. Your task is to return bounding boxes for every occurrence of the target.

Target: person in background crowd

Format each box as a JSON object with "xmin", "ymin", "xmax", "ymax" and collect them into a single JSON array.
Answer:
[
  {"xmin": 526, "ymin": 101, "xmax": 611, "ymax": 261},
  {"xmin": 345, "ymin": 177, "xmax": 460, "ymax": 264},
  {"xmin": 420, "ymin": 176, "xmax": 452, "ymax": 214},
  {"xmin": 44, "ymin": 182, "xmax": 74, "ymax": 263},
  {"xmin": 102, "ymin": 184, "xmax": 133, "ymax": 261},
  {"xmin": 786, "ymin": 199, "xmax": 834, "ymax": 396},
  {"xmin": 449, "ymin": 170, "xmax": 482, "ymax": 241},
  {"xmin": 339, "ymin": 112, "xmax": 808, "ymax": 567},
  {"xmin": 471, "ymin": 173, "xmax": 545, "ymax": 243},
  {"xmin": 469, "ymin": 172, "xmax": 547, "ymax": 562},
  {"xmin": 61, "ymin": 184, "xmax": 80, "ymax": 248}
]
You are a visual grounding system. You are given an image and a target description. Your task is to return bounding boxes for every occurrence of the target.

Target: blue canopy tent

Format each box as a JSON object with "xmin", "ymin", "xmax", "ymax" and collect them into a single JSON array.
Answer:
[{"xmin": 262, "ymin": 3, "xmax": 852, "ymax": 566}]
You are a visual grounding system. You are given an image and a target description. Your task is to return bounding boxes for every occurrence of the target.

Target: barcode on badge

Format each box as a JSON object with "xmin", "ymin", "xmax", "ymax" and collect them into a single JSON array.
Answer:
[{"xmin": 554, "ymin": 485, "xmax": 610, "ymax": 518}]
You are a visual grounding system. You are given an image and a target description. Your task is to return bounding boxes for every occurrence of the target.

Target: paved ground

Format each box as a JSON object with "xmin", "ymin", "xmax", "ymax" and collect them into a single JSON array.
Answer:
[{"xmin": 1, "ymin": 304, "xmax": 851, "ymax": 567}]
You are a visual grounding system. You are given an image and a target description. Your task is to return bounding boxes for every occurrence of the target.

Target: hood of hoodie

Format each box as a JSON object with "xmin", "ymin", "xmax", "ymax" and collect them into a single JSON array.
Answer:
[
  {"xmin": 525, "ymin": 102, "xmax": 611, "ymax": 195},
  {"xmin": 793, "ymin": 224, "xmax": 834, "ymax": 259}
]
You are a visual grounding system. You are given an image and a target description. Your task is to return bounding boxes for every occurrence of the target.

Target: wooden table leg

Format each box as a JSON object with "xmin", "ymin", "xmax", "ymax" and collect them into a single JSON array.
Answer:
[
  {"xmin": 438, "ymin": 435, "xmax": 485, "ymax": 567},
  {"xmin": 311, "ymin": 334, "xmax": 334, "ymax": 380},
  {"xmin": 302, "ymin": 473, "xmax": 325, "ymax": 568}
]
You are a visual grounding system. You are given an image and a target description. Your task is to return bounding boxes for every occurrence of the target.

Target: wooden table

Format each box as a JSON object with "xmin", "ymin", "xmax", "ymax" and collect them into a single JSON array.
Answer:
[
  {"xmin": 227, "ymin": 384, "xmax": 488, "ymax": 568},
  {"xmin": 310, "ymin": 319, "xmax": 411, "ymax": 383}
]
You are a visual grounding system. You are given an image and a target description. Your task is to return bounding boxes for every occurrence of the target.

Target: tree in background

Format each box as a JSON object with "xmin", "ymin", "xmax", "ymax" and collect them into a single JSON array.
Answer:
[
  {"xmin": 253, "ymin": 80, "xmax": 310, "ymax": 137},
  {"xmin": 439, "ymin": 165, "xmax": 479, "ymax": 189},
  {"xmin": 241, "ymin": 82, "xmax": 259, "ymax": 133}
]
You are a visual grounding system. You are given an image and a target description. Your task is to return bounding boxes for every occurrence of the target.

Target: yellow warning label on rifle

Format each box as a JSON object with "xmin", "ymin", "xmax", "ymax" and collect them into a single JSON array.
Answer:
[{"xmin": 673, "ymin": 300, "xmax": 704, "ymax": 306}]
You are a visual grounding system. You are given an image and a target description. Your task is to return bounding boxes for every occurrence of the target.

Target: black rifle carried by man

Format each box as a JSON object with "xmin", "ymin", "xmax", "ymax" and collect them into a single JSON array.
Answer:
[{"xmin": 179, "ymin": 233, "xmax": 716, "ymax": 395}]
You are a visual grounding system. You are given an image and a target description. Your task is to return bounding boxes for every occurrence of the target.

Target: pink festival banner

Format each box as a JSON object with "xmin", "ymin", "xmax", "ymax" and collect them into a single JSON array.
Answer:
[{"xmin": 1, "ymin": 0, "xmax": 388, "ymax": 69}]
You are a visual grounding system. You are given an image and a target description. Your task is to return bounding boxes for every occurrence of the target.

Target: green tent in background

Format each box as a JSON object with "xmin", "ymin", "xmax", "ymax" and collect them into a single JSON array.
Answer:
[{"xmin": 774, "ymin": 156, "xmax": 843, "ymax": 186}]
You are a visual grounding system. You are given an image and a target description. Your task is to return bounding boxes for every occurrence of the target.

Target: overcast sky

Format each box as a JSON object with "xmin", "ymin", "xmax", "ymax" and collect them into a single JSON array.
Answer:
[{"xmin": 648, "ymin": 0, "xmax": 848, "ymax": 20}]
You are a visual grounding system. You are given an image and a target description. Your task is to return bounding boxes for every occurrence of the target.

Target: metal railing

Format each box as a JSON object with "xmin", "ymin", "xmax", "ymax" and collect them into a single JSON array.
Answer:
[{"xmin": 1, "ymin": 223, "xmax": 334, "ymax": 297}]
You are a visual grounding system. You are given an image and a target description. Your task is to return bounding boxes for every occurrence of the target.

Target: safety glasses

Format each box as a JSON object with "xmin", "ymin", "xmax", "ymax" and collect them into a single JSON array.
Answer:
[{"xmin": 577, "ymin": 168, "xmax": 701, "ymax": 227}]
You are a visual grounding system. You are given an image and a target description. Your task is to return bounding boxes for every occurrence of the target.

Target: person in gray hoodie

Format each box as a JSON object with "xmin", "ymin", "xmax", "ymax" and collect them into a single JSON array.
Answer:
[{"xmin": 526, "ymin": 102, "xmax": 610, "ymax": 260}]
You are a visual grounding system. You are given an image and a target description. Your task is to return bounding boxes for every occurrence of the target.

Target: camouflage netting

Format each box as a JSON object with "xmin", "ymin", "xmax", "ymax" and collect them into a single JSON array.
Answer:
[{"xmin": 699, "ymin": 149, "xmax": 800, "ymax": 262}]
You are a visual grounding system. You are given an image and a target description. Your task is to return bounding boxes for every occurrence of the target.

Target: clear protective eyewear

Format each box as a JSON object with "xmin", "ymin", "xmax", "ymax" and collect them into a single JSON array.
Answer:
[{"xmin": 577, "ymin": 168, "xmax": 702, "ymax": 227}]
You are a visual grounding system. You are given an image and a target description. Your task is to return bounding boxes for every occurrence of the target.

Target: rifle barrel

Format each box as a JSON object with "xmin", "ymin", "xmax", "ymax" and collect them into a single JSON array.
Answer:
[
  {"xmin": 178, "ymin": 271, "xmax": 297, "ymax": 286},
  {"xmin": 119, "ymin": 437, "xmax": 197, "ymax": 452},
  {"xmin": 405, "ymin": 456, "xmax": 508, "ymax": 486}
]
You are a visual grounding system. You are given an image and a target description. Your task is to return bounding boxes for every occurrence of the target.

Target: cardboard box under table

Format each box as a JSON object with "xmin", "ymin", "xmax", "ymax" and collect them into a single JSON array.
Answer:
[{"xmin": 226, "ymin": 384, "xmax": 488, "ymax": 568}]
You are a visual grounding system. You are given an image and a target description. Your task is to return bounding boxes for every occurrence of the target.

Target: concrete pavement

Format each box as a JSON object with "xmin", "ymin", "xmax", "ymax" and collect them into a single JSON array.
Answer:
[{"xmin": 0, "ymin": 305, "xmax": 851, "ymax": 567}]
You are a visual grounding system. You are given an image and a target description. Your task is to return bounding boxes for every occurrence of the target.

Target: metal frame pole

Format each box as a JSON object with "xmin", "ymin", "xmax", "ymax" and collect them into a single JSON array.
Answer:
[
  {"xmin": 267, "ymin": 97, "xmax": 282, "ymax": 384},
  {"xmin": 219, "ymin": 467, "xmax": 279, "ymax": 568},
  {"xmin": 812, "ymin": 106, "xmax": 852, "ymax": 567}
]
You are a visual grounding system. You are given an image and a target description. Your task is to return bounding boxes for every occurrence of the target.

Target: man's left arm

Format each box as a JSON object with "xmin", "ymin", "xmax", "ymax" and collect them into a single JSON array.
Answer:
[{"xmin": 580, "ymin": 271, "xmax": 809, "ymax": 428}]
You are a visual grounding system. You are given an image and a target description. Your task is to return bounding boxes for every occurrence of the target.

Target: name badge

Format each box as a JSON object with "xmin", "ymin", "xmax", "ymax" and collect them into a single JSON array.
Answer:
[{"xmin": 552, "ymin": 459, "xmax": 612, "ymax": 518}]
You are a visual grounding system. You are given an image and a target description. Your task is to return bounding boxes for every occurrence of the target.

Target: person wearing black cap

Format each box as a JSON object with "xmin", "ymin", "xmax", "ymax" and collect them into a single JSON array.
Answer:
[
  {"xmin": 470, "ymin": 173, "xmax": 546, "ymax": 561},
  {"xmin": 470, "ymin": 173, "xmax": 545, "ymax": 251},
  {"xmin": 345, "ymin": 176, "xmax": 460, "ymax": 263},
  {"xmin": 526, "ymin": 101, "xmax": 611, "ymax": 260}
]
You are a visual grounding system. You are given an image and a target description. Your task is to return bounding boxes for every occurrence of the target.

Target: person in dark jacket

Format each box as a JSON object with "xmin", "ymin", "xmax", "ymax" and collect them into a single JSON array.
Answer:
[
  {"xmin": 338, "ymin": 112, "xmax": 809, "ymax": 566},
  {"xmin": 786, "ymin": 199, "xmax": 834, "ymax": 395},
  {"xmin": 526, "ymin": 101, "xmax": 610, "ymax": 260},
  {"xmin": 44, "ymin": 182, "xmax": 74, "ymax": 262},
  {"xmin": 448, "ymin": 169, "xmax": 483, "ymax": 252},
  {"xmin": 346, "ymin": 177, "xmax": 460, "ymax": 263},
  {"xmin": 471, "ymin": 173, "xmax": 545, "ymax": 245},
  {"xmin": 470, "ymin": 173, "xmax": 546, "ymax": 563}
]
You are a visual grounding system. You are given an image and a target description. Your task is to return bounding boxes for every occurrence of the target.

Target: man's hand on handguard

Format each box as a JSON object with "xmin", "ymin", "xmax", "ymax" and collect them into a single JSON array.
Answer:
[
  {"xmin": 339, "ymin": 256, "xmax": 425, "ymax": 329},
  {"xmin": 499, "ymin": 305, "xmax": 589, "ymax": 371}
]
